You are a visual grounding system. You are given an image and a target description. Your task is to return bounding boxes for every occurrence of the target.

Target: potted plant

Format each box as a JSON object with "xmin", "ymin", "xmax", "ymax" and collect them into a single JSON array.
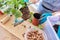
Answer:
[
  {"xmin": 0, "ymin": 0, "xmax": 23, "ymax": 25},
  {"xmin": 0, "ymin": 0, "xmax": 31, "ymax": 26},
  {"xmin": 19, "ymin": 0, "xmax": 30, "ymax": 20}
]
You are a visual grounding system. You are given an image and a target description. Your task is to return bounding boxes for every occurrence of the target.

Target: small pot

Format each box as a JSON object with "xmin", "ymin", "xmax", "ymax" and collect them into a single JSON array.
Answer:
[
  {"xmin": 32, "ymin": 13, "xmax": 41, "ymax": 26},
  {"xmin": 20, "ymin": 6, "xmax": 30, "ymax": 20}
]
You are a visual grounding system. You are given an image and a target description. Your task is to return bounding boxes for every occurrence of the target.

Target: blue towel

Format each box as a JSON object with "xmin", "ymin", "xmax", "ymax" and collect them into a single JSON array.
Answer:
[{"xmin": 39, "ymin": 12, "xmax": 52, "ymax": 24}]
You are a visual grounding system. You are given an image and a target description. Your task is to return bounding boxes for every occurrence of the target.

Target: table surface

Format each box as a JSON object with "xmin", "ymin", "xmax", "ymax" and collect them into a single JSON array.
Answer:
[
  {"xmin": 0, "ymin": 14, "xmax": 40, "ymax": 40},
  {"xmin": 0, "ymin": 12, "xmax": 60, "ymax": 40}
]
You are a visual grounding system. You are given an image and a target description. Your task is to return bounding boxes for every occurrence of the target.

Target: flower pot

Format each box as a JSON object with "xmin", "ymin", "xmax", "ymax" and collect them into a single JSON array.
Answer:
[
  {"xmin": 22, "ymin": 14, "xmax": 30, "ymax": 20},
  {"xmin": 20, "ymin": 6, "xmax": 30, "ymax": 20},
  {"xmin": 32, "ymin": 18, "xmax": 39, "ymax": 26},
  {"xmin": 32, "ymin": 13, "xmax": 41, "ymax": 26}
]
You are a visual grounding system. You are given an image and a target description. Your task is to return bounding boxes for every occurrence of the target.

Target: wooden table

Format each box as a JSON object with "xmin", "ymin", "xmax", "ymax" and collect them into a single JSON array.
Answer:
[
  {"xmin": 0, "ymin": 12, "xmax": 60, "ymax": 40},
  {"xmin": 0, "ymin": 14, "xmax": 39, "ymax": 40}
]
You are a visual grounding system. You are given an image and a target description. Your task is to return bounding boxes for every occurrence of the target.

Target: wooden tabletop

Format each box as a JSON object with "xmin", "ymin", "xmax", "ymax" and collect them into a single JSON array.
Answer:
[
  {"xmin": 0, "ymin": 12, "xmax": 59, "ymax": 40},
  {"xmin": 0, "ymin": 14, "xmax": 39, "ymax": 40}
]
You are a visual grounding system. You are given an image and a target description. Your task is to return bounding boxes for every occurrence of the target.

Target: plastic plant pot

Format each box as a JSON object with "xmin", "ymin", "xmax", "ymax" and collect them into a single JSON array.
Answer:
[
  {"xmin": 32, "ymin": 13, "xmax": 41, "ymax": 26},
  {"xmin": 20, "ymin": 5, "xmax": 30, "ymax": 20},
  {"xmin": 39, "ymin": 12, "xmax": 52, "ymax": 24}
]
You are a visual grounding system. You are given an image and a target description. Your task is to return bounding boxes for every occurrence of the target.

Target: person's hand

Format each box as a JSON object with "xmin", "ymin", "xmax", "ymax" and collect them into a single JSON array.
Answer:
[{"xmin": 29, "ymin": 0, "xmax": 39, "ymax": 4}]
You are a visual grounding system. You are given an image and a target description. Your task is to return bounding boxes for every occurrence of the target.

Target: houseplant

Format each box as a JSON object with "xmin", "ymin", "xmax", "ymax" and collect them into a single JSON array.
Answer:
[
  {"xmin": 0, "ymin": 0, "xmax": 26, "ymax": 26},
  {"xmin": 0, "ymin": 0, "xmax": 32, "ymax": 26}
]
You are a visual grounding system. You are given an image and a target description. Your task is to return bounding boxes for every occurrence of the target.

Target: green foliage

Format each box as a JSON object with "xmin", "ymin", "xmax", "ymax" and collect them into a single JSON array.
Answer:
[
  {"xmin": 4, "ymin": 8, "xmax": 22, "ymax": 18},
  {"xmin": 0, "ymin": 0, "xmax": 2, "ymax": 2},
  {"xmin": 0, "ymin": 0, "xmax": 27, "ymax": 18},
  {"xmin": 38, "ymin": 25, "xmax": 43, "ymax": 29},
  {"xmin": 4, "ymin": 8, "xmax": 11, "ymax": 14},
  {"xmin": 0, "ymin": 0, "xmax": 4, "ymax": 7},
  {"xmin": 11, "ymin": 8, "xmax": 22, "ymax": 18},
  {"xmin": 5, "ymin": 0, "xmax": 26, "ymax": 9},
  {"xmin": 29, "ymin": 12, "xmax": 34, "ymax": 22}
]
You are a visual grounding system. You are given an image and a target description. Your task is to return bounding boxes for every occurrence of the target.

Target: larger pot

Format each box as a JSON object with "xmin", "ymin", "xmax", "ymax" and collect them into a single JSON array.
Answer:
[{"xmin": 20, "ymin": 5, "xmax": 30, "ymax": 20}]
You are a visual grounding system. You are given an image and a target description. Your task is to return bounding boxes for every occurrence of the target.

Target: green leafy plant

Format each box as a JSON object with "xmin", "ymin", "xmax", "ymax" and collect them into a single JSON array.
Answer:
[
  {"xmin": 0, "ymin": 0, "xmax": 5, "ymax": 7},
  {"xmin": 29, "ymin": 12, "xmax": 34, "ymax": 22},
  {"xmin": 0, "ymin": 0, "xmax": 30, "ymax": 25},
  {"xmin": 1, "ymin": 0, "xmax": 27, "ymax": 18}
]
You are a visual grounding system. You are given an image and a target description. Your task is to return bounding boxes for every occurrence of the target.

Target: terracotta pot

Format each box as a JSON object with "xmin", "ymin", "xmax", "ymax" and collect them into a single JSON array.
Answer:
[
  {"xmin": 32, "ymin": 13, "xmax": 41, "ymax": 26},
  {"xmin": 32, "ymin": 18, "xmax": 39, "ymax": 26}
]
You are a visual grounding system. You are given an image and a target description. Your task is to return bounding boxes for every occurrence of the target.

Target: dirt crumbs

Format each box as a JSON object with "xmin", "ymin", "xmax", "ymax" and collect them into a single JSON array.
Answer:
[{"xmin": 26, "ymin": 30, "xmax": 44, "ymax": 40}]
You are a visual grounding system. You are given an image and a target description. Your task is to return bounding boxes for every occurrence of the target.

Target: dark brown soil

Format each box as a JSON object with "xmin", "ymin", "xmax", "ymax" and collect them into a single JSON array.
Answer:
[{"xmin": 20, "ymin": 6, "xmax": 30, "ymax": 20}]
